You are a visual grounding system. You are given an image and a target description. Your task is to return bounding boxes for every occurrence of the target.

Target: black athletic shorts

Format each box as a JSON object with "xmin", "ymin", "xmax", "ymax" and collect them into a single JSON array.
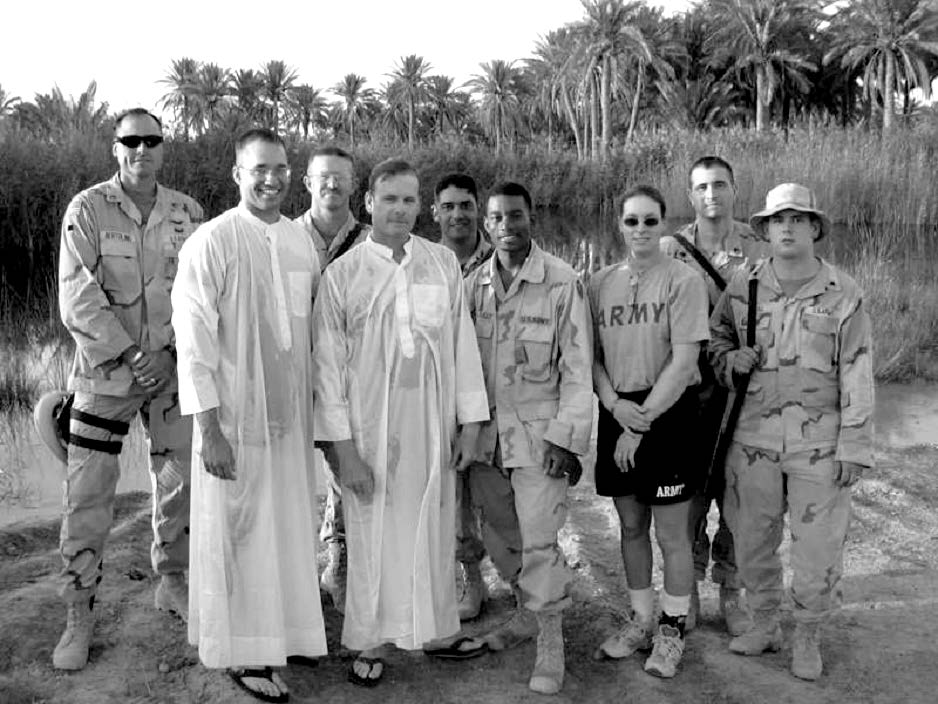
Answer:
[{"xmin": 594, "ymin": 386, "xmax": 703, "ymax": 504}]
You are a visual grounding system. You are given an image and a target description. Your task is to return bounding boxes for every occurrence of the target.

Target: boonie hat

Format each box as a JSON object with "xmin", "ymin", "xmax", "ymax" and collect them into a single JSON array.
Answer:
[{"xmin": 749, "ymin": 182, "xmax": 830, "ymax": 241}]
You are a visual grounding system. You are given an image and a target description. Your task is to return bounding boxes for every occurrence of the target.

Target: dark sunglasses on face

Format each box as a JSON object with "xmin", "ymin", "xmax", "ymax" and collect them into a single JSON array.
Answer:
[
  {"xmin": 622, "ymin": 217, "xmax": 660, "ymax": 228},
  {"xmin": 114, "ymin": 135, "xmax": 164, "ymax": 149}
]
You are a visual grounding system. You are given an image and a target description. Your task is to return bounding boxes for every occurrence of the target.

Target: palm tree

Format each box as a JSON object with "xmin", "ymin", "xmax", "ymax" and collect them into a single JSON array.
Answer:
[
  {"xmin": 424, "ymin": 75, "xmax": 468, "ymax": 137},
  {"xmin": 575, "ymin": 0, "xmax": 651, "ymax": 159},
  {"xmin": 709, "ymin": 0, "xmax": 820, "ymax": 131},
  {"xmin": 388, "ymin": 55, "xmax": 432, "ymax": 150},
  {"xmin": 287, "ymin": 84, "xmax": 328, "ymax": 139},
  {"xmin": 332, "ymin": 73, "xmax": 372, "ymax": 148},
  {"xmin": 531, "ymin": 28, "xmax": 588, "ymax": 158},
  {"xmin": 824, "ymin": 0, "xmax": 938, "ymax": 131},
  {"xmin": 466, "ymin": 60, "xmax": 528, "ymax": 155},
  {"xmin": 160, "ymin": 57, "xmax": 200, "ymax": 140},
  {"xmin": 260, "ymin": 60, "xmax": 298, "ymax": 132},
  {"xmin": 0, "ymin": 84, "xmax": 20, "ymax": 119},
  {"xmin": 230, "ymin": 69, "xmax": 265, "ymax": 122},
  {"xmin": 193, "ymin": 63, "xmax": 230, "ymax": 134}
]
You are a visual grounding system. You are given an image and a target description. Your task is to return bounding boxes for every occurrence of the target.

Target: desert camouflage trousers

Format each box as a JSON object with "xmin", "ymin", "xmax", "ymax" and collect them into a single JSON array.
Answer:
[
  {"xmin": 455, "ymin": 470, "xmax": 486, "ymax": 564},
  {"xmin": 468, "ymin": 462, "xmax": 572, "ymax": 613},
  {"xmin": 723, "ymin": 442, "xmax": 851, "ymax": 624},
  {"xmin": 58, "ymin": 390, "xmax": 191, "ymax": 603}
]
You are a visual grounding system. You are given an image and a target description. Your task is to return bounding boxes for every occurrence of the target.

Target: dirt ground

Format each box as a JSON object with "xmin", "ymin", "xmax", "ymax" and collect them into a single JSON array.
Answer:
[{"xmin": 1, "ymin": 441, "xmax": 937, "ymax": 704}]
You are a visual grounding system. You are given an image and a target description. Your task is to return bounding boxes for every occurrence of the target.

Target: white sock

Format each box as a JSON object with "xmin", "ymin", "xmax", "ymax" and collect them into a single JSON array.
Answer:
[
  {"xmin": 629, "ymin": 588, "xmax": 655, "ymax": 622},
  {"xmin": 660, "ymin": 590, "xmax": 690, "ymax": 618}
]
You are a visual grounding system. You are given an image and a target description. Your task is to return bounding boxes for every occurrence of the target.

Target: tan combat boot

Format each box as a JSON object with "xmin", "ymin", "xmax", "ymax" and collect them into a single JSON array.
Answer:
[
  {"xmin": 728, "ymin": 614, "xmax": 782, "ymax": 655},
  {"xmin": 154, "ymin": 572, "xmax": 188, "ymax": 622},
  {"xmin": 53, "ymin": 597, "xmax": 95, "ymax": 670},
  {"xmin": 484, "ymin": 607, "xmax": 538, "ymax": 651},
  {"xmin": 457, "ymin": 562, "xmax": 486, "ymax": 621},
  {"xmin": 791, "ymin": 623, "xmax": 823, "ymax": 680},
  {"xmin": 720, "ymin": 586, "xmax": 753, "ymax": 637},
  {"xmin": 529, "ymin": 612, "xmax": 564, "ymax": 695}
]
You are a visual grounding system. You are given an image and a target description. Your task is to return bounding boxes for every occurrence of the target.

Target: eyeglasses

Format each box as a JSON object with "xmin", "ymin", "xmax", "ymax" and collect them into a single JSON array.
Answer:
[
  {"xmin": 114, "ymin": 135, "xmax": 164, "ymax": 149},
  {"xmin": 307, "ymin": 172, "xmax": 352, "ymax": 185},
  {"xmin": 622, "ymin": 217, "xmax": 660, "ymax": 228},
  {"xmin": 238, "ymin": 165, "xmax": 292, "ymax": 179}
]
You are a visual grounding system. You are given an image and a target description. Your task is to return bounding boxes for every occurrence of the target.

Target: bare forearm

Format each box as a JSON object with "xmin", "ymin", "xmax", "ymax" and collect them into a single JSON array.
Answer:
[
  {"xmin": 643, "ymin": 357, "xmax": 696, "ymax": 420},
  {"xmin": 593, "ymin": 360, "xmax": 618, "ymax": 411}
]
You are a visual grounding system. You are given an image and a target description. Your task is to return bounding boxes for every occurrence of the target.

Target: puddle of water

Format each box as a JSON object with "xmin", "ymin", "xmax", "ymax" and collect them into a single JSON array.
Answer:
[
  {"xmin": 0, "ymin": 412, "xmax": 151, "ymax": 527},
  {"xmin": 875, "ymin": 383, "xmax": 938, "ymax": 449},
  {"xmin": 1, "ymin": 382, "xmax": 934, "ymax": 530}
]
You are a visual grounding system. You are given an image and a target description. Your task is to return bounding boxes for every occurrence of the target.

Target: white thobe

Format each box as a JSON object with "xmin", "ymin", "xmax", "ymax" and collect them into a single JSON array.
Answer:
[
  {"xmin": 171, "ymin": 205, "xmax": 326, "ymax": 668},
  {"xmin": 313, "ymin": 234, "xmax": 489, "ymax": 651}
]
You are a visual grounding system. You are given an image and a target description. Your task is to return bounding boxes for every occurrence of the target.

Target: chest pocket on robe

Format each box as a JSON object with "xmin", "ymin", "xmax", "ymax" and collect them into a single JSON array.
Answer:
[
  {"xmin": 518, "ymin": 323, "xmax": 554, "ymax": 383},
  {"xmin": 99, "ymin": 235, "xmax": 140, "ymax": 306},
  {"xmin": 411, "ymin": 283, "xmax": 448, "ymax": 328},
  {"xmin": 288, "ymin": 271, "xmax": 313, "ymax": 318},
  {"xmin": 799, "ymin": 312, "xmax": 838, "ymax": 373}
]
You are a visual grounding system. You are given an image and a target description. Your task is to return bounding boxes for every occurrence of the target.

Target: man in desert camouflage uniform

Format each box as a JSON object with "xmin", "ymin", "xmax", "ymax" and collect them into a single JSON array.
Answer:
[
  {"xmin": 296, "ymin": 144, "xmax": 369, "ymax": 614},
  {"xmin": 708, "ymin": 183, "xmax": 873, "ymax": 681},
  {"xmin": 464, "ymin": 182, "xmax": 593, "ymax": 695},
  {"xmin": 53, "ymin": 108, "xmax": 203, "ymax": 670},
  {"xmin": 432, "ymin": 172, "xmax": 494, "ymax": 621},
  {"xmin": 659, "ymin": 156, "xmax": 765, "ymax": 635}
]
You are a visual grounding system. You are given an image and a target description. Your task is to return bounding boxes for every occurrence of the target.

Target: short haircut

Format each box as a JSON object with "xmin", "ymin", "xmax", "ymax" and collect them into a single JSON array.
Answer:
[
  {"xmin": 620, "ymin": 184, "xmax": 667, "ymax": 219},
  {"xmin": 368, "ymin": 158, "xmax": 417, "ymax": 192},
  {"xmin": 688, "ymin": 155, "xmax": 735, "ymax": 187},
  {"xmin": 487, "ymin": 182, "xmax": 532, "ymax": 213},
  {"xmin": 235, "ymin": 128, "xmax": 286, "ymax": 158},
  {"xmin": 434, "ymin": 173, "xmax": 478, "ymax": 202},
  {"xmin": 114, "ymin": 108, "xmax": 162, "ymax": 133},
  {"xmin": 307, "ymin": 145, "xmax": 354, "ymax": 169}
]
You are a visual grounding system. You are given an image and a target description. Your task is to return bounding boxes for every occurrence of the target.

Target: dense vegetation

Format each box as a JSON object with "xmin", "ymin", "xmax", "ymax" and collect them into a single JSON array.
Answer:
[{"xmin": 0, "ymin": 0, "xmax": 936, "ymax": 391}]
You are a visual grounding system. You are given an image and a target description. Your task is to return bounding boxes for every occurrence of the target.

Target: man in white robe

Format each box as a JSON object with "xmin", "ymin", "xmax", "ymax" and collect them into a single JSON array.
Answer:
[
  {"xmin": 312, "ymin": 158, "xmax": 489, "ymax": 686},
  {"xmin": 172, "ymin": 128, "xmax": 325, "ymax": 703}
]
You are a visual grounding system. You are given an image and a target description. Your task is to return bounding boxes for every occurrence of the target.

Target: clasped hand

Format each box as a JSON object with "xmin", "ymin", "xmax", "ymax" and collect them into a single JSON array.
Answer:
[
  {"xmin": 731, "ymin": 345, "xmax": 762, "ymax": 376},
  {"xmin": 611, "ymin": 398, "xmax": 651, "ymax": 433},
  {"xmin": 126, "ymin": 347, "xmax": 175, "ymax": 393},
  {"xmin": 543, "ymin": 442, "xmax": 582, "ymax": 486}
]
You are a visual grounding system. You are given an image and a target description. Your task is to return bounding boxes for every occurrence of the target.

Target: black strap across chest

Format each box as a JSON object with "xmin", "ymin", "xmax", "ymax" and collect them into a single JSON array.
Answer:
[{"xmin": 673, "ymin": 233, "xmax": 727, "ymax": 292}]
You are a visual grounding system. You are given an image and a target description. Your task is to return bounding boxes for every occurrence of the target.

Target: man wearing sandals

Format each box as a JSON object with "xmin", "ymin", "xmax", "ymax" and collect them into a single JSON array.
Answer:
[
  {"xmin": 658, "ymin": 155, "xmax": 764, "ymax": 635},
  {"xmin": 53, "ymin": 108, "xmax": 202, "ymax": 671},
  {"xmin": 462, "ymin": 182, "xmax": 593, "ymax": 695},
  {"xmin": 709, "ymin": 183, "xmax": 873, "ymax": 680},
  {"xmin": 173, "ymin": 128, "xmax": 325, "ymax": 702},
  {"xmin": 313, "ymin": 159, "xmax": 489, "ymax": 687}
]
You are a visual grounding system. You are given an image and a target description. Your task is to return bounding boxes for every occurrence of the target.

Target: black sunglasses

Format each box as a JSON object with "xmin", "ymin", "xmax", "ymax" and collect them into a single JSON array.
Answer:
[
  {"xmin": 114, "ymin": 135, "xmax": 164, "ymax": 149},
  {"xmin": 622, "ymin": 217, "xmax": 660, "ymax": 228}
]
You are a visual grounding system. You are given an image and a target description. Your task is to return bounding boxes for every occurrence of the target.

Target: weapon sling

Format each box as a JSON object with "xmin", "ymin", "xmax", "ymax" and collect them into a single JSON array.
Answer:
[
  {"xmin": 324, "ymin": 222, "xmax": 365, "ymax": 267},
  {"xmin": 673, "ymin": 234, "xmax": 727, "ymax": 292},
  {"xmin": 710, "ymin": 274, "xmax": 759, "ymax": 474}
]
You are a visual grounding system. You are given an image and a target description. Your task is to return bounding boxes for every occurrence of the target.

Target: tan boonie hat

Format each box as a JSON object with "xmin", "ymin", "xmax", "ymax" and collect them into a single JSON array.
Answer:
[{"xmin": 749, "ymin": 182, "xmax": 830, "ymax": 241}]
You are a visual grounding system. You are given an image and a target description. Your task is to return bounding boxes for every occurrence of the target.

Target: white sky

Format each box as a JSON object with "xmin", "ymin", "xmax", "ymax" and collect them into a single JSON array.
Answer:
[{"xmin": 2, "ymin": 0, "xmax": 692, "ymax": 118}]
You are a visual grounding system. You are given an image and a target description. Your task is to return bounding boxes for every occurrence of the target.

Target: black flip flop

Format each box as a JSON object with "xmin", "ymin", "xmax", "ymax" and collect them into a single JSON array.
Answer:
[
  {"xmin": 347, "ymin": 656, "xmax": 385, "ymax": 687},
  {"xmin": 228, "ymin": 667, "xmax": 289, "ymax": 703},
  {"xmin": 424, "ymin": 636, "xmax": 489, "ymax": 660}
]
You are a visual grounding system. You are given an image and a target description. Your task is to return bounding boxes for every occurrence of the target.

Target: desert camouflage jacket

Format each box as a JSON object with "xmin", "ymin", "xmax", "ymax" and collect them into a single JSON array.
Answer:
[
  {"xmin": 460, "ymin": 230, "xmax": 494, "ymax": 278},
  {"xmin": 59, "ymin": 174, "xmax": 203, "ymax": 395},
  {"xmin": 661, "ymin": 220, "xmax": 766, "ymax": 310},
  {"xmin": 708, "ymin": 258, "xmax": 874, "ymax": 467},
  {"xmin": 465, "ymin": 242, "xmax": 593, "ymax": 468}
]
